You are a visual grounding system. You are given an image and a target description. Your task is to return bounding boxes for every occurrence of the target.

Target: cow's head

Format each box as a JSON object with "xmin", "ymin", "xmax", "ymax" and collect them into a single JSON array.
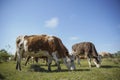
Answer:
[
  {"xmin": 93, "ymin": 55, "xmax": 101, "ymax": 68},
  {"xmin": 64, "ymin": 54, "xmax": 76, "ymax": 70}
]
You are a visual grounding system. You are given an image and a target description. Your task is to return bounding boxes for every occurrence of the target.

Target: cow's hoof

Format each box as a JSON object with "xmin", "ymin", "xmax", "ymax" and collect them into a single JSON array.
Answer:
[
  {"xmin": 48, "ymin": 69, "xmax": 51, "ymax": 72},
  {"xmin": 57, "ymin": 69, "xmax": 61, "ymax": 72}
]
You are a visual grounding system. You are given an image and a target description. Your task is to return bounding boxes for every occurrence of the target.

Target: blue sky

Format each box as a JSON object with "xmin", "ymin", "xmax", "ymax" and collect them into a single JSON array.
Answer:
[{"xmin": 0, "ymin": 0, "xmax": 120, "ymax": 54}]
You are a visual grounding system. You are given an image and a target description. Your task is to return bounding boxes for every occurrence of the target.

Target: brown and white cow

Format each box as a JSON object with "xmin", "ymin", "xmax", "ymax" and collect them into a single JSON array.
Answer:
[
  {"xmin": 99, "ymin": 52, "xmax": 113, "ymax": 58},
  {"xmin": 71, "ymin": 42, "xmax": 101, "ymax": 68},
  {"xmin": 15, "ymin": 34, "xmax": 75, "ymax": 71}
]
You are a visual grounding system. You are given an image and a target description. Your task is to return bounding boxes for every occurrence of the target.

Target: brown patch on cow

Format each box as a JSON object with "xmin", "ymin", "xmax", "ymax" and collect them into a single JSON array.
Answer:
[{"xmin": 22, "ymin": 35, "xmax": 69, "ymax": 58}]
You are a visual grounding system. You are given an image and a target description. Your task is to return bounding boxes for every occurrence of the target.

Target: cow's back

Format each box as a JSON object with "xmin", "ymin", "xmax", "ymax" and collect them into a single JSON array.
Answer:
[
  {"xmin": 72, "ymin": 42, "xmax": 98, "ymax": 57},
  {"xmin": 72, "ymin": 42, "xmax": 91, "ymax": 54},
  {"xmin": 23, "ymin": 35, "xmax": 69, "ymax": 58},
  {"xmin": 24, "ymin": 35, "xmax": 54, "ymax": 53}
]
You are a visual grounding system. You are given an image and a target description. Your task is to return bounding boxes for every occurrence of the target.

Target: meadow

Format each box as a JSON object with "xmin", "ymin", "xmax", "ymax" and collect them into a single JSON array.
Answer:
[{"xmin": 0, "ymin": 58, "xmax": 120, "ymax": 80}]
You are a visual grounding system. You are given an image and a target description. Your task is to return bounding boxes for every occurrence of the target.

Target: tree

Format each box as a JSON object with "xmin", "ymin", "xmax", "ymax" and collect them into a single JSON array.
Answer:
[
  {"xmin": 0, "ymin": 49, "xmax": 10, "ymax": 62},
  {"xmin": 114, "ymin": 51, "xmax": 120, "ymax": 57}
]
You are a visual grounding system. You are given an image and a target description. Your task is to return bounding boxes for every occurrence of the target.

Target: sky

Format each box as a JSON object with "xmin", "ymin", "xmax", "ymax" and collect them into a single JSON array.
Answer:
[{"xmin": 0, "ymin": 0, "xmax": 120, "ymax": 54}]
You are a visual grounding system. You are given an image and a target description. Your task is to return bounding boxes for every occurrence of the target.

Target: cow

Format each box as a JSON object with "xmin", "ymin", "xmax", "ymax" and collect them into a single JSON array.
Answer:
[
  {"xmin": 15, "ymin": 34, "xmax": 75, "ymax": 71},
  {"xmin": 71, "ymin": 42, "xmax": 101, "ymax": 68},
  {"xmin": 99, "ymin": 52, "xmax": 113, "ymax": 58}
]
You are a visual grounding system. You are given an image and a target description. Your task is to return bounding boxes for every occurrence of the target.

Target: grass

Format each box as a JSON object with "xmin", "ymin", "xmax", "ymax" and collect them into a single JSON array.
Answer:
[{"xmin": 0, "ymin": 58, "xmax": 120, "ymax": 80}]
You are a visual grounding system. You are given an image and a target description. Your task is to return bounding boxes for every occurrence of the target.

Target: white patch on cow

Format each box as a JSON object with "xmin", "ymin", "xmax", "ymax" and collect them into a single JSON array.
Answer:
[
  {"xmin": 93, "ymin": 59, "xmax": 100, "ymax": 68},
  {"xmin": 72, "ymin": 50, "xmax": 77, "ymax": 55},
  {"xmin": 44, "ymin": 35, "xmax": 54, "ymax": 42},
  {"xmin": 87, "ymin": 58, "xmax": 91, "ymax": 68},
  {"xmin": 63, "ymin": 57, "xmax": 71, "ymax": 70},
  {"xmin": 24, "ymin": 40, "xmax": 28, "ymax": 51},
  {"xmin": 18, "ymin": 36, "xmax": 25, "ymax": 48},
  {"xmin": 48, "ymin": 36, "xmax": 54, "ymax": 42}
]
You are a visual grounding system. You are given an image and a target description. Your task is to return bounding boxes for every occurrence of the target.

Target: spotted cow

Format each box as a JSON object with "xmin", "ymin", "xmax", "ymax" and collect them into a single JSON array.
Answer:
[
  {"xmin": 99, "ymin": 52, "xmax": 113, "ymax": 58},
  {"xmin": 15, "ymin": 34, "xmax": 75, "ymax": 71},
  {"xmin": 72, "ymin": 42, "xmax": 101, "ymax": 68}
]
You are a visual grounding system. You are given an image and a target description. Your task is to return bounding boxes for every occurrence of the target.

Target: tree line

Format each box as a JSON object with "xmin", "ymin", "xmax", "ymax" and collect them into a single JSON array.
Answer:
[
  {"xmin": 0, "ymin": 49, "xmax": 14, "ymax": 62},
  {"xmin": 114, "ymin": 51, "xmax": 120, "ymax": 58}
]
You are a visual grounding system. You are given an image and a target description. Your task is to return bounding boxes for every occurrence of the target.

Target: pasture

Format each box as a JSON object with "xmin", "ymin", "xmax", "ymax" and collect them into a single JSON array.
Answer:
[{"xmin": 0, "ymin": 58, "xmax": 120, "ymax": 80}]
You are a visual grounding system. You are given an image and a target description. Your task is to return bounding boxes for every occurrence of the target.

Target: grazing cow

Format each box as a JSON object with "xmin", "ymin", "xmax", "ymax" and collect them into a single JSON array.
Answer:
[
  {"xmin": 15, "ymin": 34, "xmax": 75, "ymax": 71},
  {"xmin": 72, "ymin": 42, "xmax": 101, "ymax": 68},
  {"xmin": 99, "ymin": 52, "xmax": 113, "ymax": 58}
]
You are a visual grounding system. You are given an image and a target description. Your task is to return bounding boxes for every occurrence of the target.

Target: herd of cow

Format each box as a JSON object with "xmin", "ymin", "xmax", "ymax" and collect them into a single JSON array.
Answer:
[{"xmin": 15, "ymin": 34, "xmax": 102, "ymax": 71}]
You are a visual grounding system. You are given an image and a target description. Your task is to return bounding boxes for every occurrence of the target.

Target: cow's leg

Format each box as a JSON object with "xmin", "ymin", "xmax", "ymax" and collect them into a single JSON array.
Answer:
[
  {"xmin": 35, "ymin": 57, "xmax": 38, "ymax": 63},
  {"xmin": 48, "ymin": 57, "xmax": 52, "ymax": 71},
  {"xmin": 52, "ymin": 53, "xmax": 61, "ymax": 71},
  {"xmin": 32, "ymin": 57, "xmax": 38, "ymax": 64},
  {"xmin": 16, "ymin": 53, "xmax": 21, "ymax": 71},
  {"xmin": 25, "ymin": 56, "xmax": 31, "ymax": 66},
  {"xmin": 87, "ymin": 57, "xmax": 91, "ymax": 68},
  {"xmin": 45, "ymin": 58, "xmax": 48, "ymax": 66},
  {"xmin": 54, "ymin": 59, "xmax": 61, "ymax": 71},
  {"xmin": 77, "ymin": 56, "xmax": 81, "ymax": 66},
  {"xmin": 53, "ymin": 60, "xmax": 57, "ymax": 66},
  {"xmin": 16, "ymin": 60, "xmax": 21, "ymax": 71}
]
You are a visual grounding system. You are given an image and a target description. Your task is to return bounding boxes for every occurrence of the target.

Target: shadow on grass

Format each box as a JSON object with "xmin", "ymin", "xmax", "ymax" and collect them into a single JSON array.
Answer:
[
  {"xmin": 29, "ymin": 64, "xmax": 90, "ymax": 72},
  {"xmin": 0, "ymin": 73, "xmax": 5, "ymax": 80},
  {"xmin": 29, "ymin": 64, "xmax": 48, "ymax": 72},
  {"xmin": 74, "ymin": 69, "xmax": 90, "ymax": 71},
  {"xmin": 101, "ymin": 65, "xmax": 120, "ymax": 68}
]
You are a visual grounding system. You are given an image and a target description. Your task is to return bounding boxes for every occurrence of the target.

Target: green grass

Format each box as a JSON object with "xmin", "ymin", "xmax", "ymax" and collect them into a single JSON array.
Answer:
[{"xmin": 0, "ymin": 58, "xmax": 120, "ymax": 80}]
